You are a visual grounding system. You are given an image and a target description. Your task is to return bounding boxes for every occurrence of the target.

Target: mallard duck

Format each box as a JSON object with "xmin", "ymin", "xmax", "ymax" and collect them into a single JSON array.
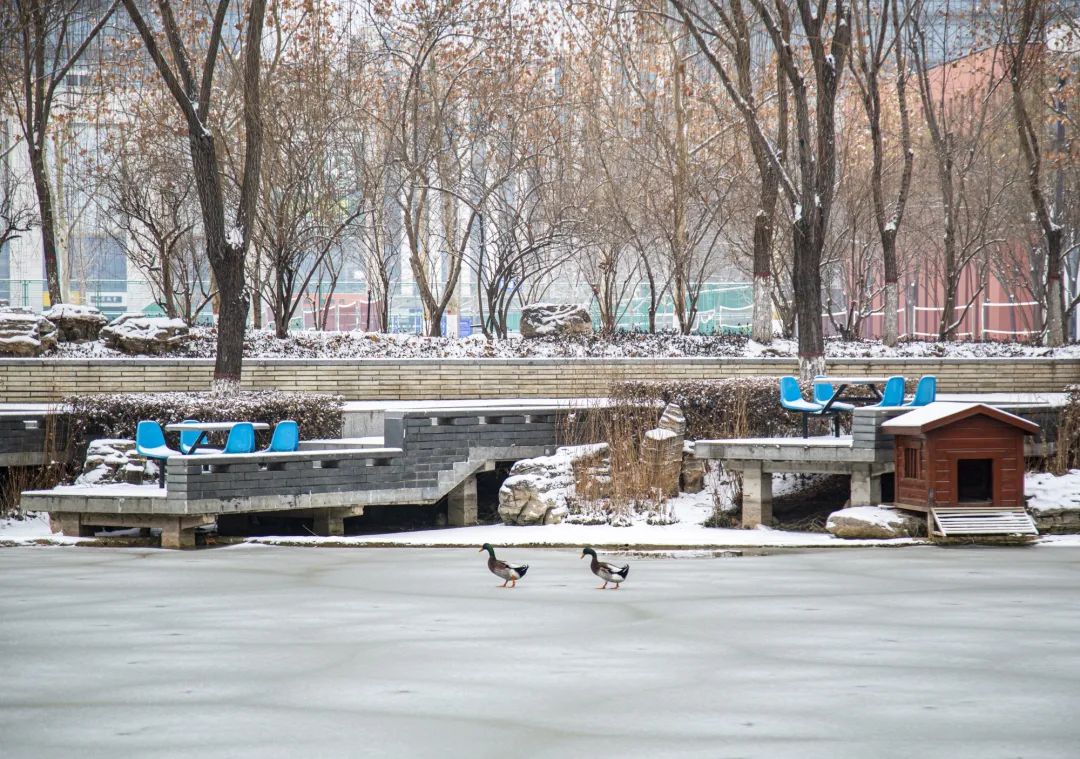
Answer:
[
  {"xmin": 581, "ymin": 547, "xmax": 629, "ymax": 590},
  {"xmin": 479, "ymin": 543, "xmax": 529, "ymax": 588}
]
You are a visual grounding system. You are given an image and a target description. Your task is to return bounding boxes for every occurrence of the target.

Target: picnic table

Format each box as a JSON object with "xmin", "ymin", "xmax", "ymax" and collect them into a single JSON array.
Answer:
[
  {"xmin": 165, "ymin": 421, "xmax": 270, "ymax": 455},
  {"xmin": 813, "ymin": 376, "xmax": 894, "ymax": 413}
]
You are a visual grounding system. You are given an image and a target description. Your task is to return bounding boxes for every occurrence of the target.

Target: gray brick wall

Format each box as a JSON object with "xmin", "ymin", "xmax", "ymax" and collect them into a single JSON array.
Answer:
[{"xmin": 165, "ymin": 408, "xmax": 563, "ymax": 507}]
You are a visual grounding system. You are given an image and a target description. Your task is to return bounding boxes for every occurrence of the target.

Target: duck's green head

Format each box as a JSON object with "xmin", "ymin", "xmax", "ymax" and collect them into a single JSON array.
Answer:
[
  {"xmin": 581, "ymin": 547, "xmax": 597, "ymax": 560},
  {"xmin": 479, "ymin": 543, "xmax": 495, "ymax": 556}
]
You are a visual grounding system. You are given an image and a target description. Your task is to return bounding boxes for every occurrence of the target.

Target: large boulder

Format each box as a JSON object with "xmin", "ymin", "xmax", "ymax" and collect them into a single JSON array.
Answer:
[
  {"xmin": 100, "ymin": 314, "xmax": 190, "ymax": 354},
  {"xmin": 826, "ymin": 506, "xmax": 925, "ymax": 539},
  {"xmin": 75, "ymin": 438, "xmax": 158, "ymax": 486},
  {"xmin": 0, "ymin": 307, "xmax": 58, "ymax": 356},
  {"xmin": 519, "ymin": 303, "xmax": 592, "ymax": 338},
  {"xmin": 44, "ymin": 304, "xmax": 108, "ymax": 342},
  {"xmin": 498, "ymin": 443, "xmax": 607, "ymax": 525}
]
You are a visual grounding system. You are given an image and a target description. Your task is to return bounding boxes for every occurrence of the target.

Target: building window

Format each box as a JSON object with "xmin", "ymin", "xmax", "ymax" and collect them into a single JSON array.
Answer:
[{"xmin": 903, "ymin": 446, "xmax": 921, "ymax": 480}]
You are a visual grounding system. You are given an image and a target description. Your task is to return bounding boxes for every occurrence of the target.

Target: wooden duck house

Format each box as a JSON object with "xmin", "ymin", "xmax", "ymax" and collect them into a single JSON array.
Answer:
[{"xmin": 881, "ymin": 403, "xmax": 1039, "ymax": 537}]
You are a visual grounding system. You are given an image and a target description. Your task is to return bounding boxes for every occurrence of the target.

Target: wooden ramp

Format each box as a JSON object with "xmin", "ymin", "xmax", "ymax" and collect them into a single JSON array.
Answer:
[{"xmin": 930, "ymin": 507, "xmax": 1039, "ymax": 537}]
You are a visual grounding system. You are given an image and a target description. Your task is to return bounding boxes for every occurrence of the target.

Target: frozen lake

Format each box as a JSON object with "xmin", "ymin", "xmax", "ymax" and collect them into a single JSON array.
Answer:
[{"xmin": 1, "ymin": 545, "xmax": 1079, "ymax": 758}]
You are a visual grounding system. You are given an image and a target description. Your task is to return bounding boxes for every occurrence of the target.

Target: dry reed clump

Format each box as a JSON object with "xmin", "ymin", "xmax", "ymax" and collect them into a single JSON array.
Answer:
[
  {"xmin": 558, "ymin": 404, "xmax": 661, "ymax": 524},
  {"xmin": 557, "ymin": 377, "xmax": 821, "ymax": 524},
  {"xmin": 1054, "ymin": 384, "xmax": 1080, "ymax": 474}
]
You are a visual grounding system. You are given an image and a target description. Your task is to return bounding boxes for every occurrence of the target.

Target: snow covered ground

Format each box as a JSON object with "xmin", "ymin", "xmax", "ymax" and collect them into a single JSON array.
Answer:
[
  {"xmin": 48, "ymin": 328, "xmax": 1080, "ymax": 360},
  {"xmin": 1, "ymin": 545, "xmax": 1079, "ymax": 758}
]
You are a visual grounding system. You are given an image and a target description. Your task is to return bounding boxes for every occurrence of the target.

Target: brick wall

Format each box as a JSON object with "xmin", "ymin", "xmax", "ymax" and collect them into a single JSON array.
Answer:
[
  {"xmin": 0, "ymin": 412, "xmax": 49, "ymax": 466},
  {"xmin": 165, "ymin": 409, "xmax": 560, "ymax": 513},
  {"xmin": 2, "ymin": 357, "xmax": 1079, "ymax": 402}
]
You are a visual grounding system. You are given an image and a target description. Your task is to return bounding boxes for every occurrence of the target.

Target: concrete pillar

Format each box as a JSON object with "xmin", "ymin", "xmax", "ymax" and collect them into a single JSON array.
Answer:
[
  {"xmin": 849, "ymin": 466, "xmax": 882, "ymax": 507},
  {"xmin": 447, "ymin": 475, "xmax": 478, "ymax": 527},
  {"xmin": 312, "ymin": 508, "xmax": 345, "ymax": 537},
  {"xmin": 741, "ymin": 465, "xmax": 773, "ymax": 528},
  {"xmin": 160, "ymin": 518, "xmax": 196, "ymax": 549},
  {"xmin": 54, "ymin": 513, "xmax": 94, "ymax": 537}
]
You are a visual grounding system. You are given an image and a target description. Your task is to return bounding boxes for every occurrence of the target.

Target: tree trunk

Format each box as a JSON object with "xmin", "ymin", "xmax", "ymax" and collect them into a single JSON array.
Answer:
[
  {"xmin": 29, "ymin": 145, "xmax": 63, "ymax": 306},
  {"xmin": 883, "ymin": 280, "xmax": 899, "ymax": 346},
  {"xmin": 882, "ymin": 231, "xmax": 900, "ymax": 346},
  {"xmin": 1045, "ymin": 230, "xmax": 1064, "ymax": 346},
  {"xmin": 793, "ymin": 221, "xmax": 825, "ymax": 379},
  {"xmin": 751, "ymin": 207, "xmax": 775, "ymax": 343}
]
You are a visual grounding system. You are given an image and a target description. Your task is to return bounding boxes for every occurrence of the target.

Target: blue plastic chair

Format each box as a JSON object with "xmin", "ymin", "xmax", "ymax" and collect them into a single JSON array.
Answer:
[
  {"xmin": 178, "ymin": 419, "xmax": 222, "ymax": 455},
  {"xmin": 265, "ymin": 420, "xmax": 299, "ymax": 453},
  {"xmin": 813, "ymin": 379, "xmax": 856, "ymax": 412},
  {"xmin": 780, "ymin": 376, "xmax": 823, "ymax": 437},
  {"xmin": 135, "ymin": 420, "xmax": 179, "ymax": 487},
  {"xmin": 873, "ymin": 376, "xmax": 906, "ymax": 407},
  {"xmin": 907, "ymin": 376, "xmax": 937, "ymax": 407},
  {"xmin": 813, "ymin": 378, "xmax": 855, "ymax": 437},
  {"xmin": 223, "ymin": 423, "xmax": 256, "ymax": 454}
]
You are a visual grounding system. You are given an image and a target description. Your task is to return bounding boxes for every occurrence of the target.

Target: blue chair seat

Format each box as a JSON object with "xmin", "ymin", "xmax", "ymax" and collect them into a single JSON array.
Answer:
[
  {"xmin": 223, "ymin": 423, "xmax": 256, "ymax": 454},
  {"xmin": 136, "ymin": 444, "xmax": 178, "ymax": 461},
  {"xmin": 872, "ymin": 376, "xmax": 906, "ymax": 407},
  {"xmin": 782, "ymin": 398, "xmax": 825, "ymax": 413},
  {"xmin": 907, "ymin": 376, "xmax": 937, "ymax": 407},
  {"xmin": 813, "ymin": 380, "xmax": 855, "ymax": 413},
  {"xmin": 265, "ymin": 420, "xmax": 299, "ymax": 453},
  {"xmin": 178, "ymin": 418, "xmax": 222, "ymax": 455},
  {"xmin": 135, "ymin": 420, "xmax": 180, "ymax": 488}
]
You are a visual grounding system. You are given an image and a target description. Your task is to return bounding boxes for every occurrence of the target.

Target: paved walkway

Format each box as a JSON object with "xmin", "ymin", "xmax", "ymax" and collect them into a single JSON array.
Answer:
[{"xmin": 1, "ymin": 545, "xmax": 1078, "ymax": 758}]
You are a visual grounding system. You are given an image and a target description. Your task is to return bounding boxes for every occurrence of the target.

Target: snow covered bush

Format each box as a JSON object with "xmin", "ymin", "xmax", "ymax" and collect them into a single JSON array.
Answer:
[{"xmin": 60, "ymin": 390, "xmax": 342, "ymax": 480}]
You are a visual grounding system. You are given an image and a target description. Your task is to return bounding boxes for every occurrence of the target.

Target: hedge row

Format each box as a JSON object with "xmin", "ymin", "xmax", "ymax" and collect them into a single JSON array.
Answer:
[
  {"xmin": 609, "ymin": 377, "xmax": 833, "ymax": 440},
  {"xmin": 60, "ymin": 390, "xmax": 343, "ymax": 479}
]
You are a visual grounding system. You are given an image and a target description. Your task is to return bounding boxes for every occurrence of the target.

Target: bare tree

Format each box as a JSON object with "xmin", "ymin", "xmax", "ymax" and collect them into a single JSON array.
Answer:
[
  {"xmin": 0, "ymin": 0, "xmax": 120, "ymax": 306},
  {"xmin": 908, "ymin": 0, "xmax": 1014, "ymax": 339},
  {"xmin": 669, "ymin": 0, "xmax": 788, "ymax": 343},
  {"xmin": 0, "ymin": 123, "xmax": 36, "ymax": 256},
  {"xmin": 1004, "ymin": 0, "xmax": 1070, "ymax": 344},
  {"xmin": 97, "ymin": 124, "xmax": 211, "ymax": 323},
  {"xmin": 675, "ymin": 0, "xmax": 852, "ymax": 375},
  {"xmin": 121, "ymin": 0, "xmax": 267, "ymax": 384},
  {"xmin": 849, "ymin": 0, "xmax": 914, "ymax": 346}
]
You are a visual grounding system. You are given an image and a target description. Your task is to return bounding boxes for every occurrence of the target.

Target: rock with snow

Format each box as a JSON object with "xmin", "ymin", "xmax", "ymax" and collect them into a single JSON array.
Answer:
[
  {"xmin": 0, "ymin": 307, "xmax": 58, "ymax": 356},
  {"xmin": 498, "ymin": 444, "xmax": 608, "ymax": 526},
  {"xmin": 100, "ymin": 314, "xmax": 190, "ymax": 354},
  {"xmin": 75, "ymin": 438, "xmax": 158, "ymax": 486},
  {"xmin": 658, "ymin": 403, "xmax": 687, "ymax": 436},
  {"xmin": 1025, "ymin": 470, "xmax": 1080, "ymax": 532},
  {"xmin": 44, "ymin": 304, "xmax": 108, "ymax": 342},
  {"xmin": 519, "ymin": 303, "xmax": 592, "ymax": 338},
  {"xmin": 826, "ymin": 506, "xmax": 924, "ymax": 539}
]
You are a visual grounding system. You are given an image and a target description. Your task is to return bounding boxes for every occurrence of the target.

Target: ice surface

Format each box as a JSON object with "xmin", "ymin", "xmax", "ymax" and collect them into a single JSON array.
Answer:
[{"xmin": 1, "ymin": 546, "xmax": 1079, "ymax": 758}]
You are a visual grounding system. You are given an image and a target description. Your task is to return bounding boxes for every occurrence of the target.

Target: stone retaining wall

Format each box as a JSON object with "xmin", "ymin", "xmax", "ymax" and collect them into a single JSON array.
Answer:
[
  {"xmin": 0, "ymin": 411, "xmax": 49, "ymax": 466},
  {"xmin": 3, "ymin": 357, "xmax": 1079, "ymax": 402}
]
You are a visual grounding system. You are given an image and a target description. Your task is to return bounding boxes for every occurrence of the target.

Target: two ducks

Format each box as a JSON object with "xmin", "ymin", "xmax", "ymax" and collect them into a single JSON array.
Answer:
[{"xmin": 479, "ymin": 543, "xmax": 629, "ymax": 589}]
